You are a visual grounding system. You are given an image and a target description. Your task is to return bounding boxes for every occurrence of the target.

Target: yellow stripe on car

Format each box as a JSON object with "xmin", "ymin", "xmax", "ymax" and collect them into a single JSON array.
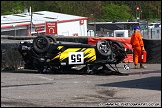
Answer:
[
  {"xmin": 83, "ymin": 48, "xmax": 96, "ymax": 62},
  {"xmin": 51, "ymin": 47, "xmax": 96, "ymax": 63},
  {"xmin": 60, "ymin": 48, "xmax": 81, "ymax": 61}
]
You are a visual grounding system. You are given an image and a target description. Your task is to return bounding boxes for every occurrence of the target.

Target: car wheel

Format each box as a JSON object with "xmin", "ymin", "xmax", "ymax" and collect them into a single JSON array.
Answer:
[
  {"xmin": 111, "ymin": 40, "xmax": 126, "ymax": 63},
  {"xmin": 33, "ymin": 36, "xmax": 50, "ymax": 53},
  {"xmin": 111, "ymin": 40, "xmax": 124, "ymax": 49},
  {"xmin": 46, "ymin": 35, "xmax": 57, "ymax": 43},
  {"xmin": 96, "ymin": 40, "xmax": 112, "ymax": 57}
]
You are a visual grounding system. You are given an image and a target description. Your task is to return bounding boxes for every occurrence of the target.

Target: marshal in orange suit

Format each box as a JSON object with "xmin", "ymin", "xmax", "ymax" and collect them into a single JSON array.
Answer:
[{"xmin": 130, "ymin": 26, "xmax": 147, "ymax": 69}]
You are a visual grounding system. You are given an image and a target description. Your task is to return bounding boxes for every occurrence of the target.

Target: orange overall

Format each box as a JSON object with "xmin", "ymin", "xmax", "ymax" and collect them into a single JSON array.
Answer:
[{"xmin": 130, "ymin": 30, "xmax": 144, "ymax": 65}]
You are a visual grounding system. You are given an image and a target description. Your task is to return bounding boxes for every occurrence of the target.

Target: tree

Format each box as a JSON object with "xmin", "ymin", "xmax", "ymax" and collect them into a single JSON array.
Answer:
[
  {"xmin": 100, "ymin": 3, "xmax": 132, "ymax": 21},
  {"xmin": 1, "ymin": 1, "xmax": 14, "ymax": 15},
  {"xmin": 1, "ymin": 1, "xmax": 161, "ymax": 20}
]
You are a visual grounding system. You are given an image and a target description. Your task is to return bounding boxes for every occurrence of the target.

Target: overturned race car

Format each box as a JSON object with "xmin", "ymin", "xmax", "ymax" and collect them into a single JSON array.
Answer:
[{"xmin": 18, "ymin": 35, "xmax": 128, "ymax": 75}]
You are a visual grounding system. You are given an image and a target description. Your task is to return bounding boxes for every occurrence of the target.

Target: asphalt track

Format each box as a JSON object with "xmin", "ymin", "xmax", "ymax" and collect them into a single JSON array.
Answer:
[{"xmin": 1, "ymin": 63, "xmax": 161, "ymax": 107}]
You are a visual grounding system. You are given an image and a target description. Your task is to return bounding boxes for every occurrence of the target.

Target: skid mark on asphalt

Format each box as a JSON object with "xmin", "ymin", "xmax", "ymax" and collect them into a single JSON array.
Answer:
[
  {"xmin": 70, "ymin": 89, "xmax": 124, "ymax": 103},
  {"xmin": 127, "ymin": 70, "xmax": 161, "ymax": 75},
  {"xmin": 1, "ymin": 99, "xmax": 40, "ymax": 107},
  {"xmin": 1, "ymin": 83, "xmax": 53, "ymax": 89},
  {"xmin": 71, "ymin": 94, "xmax": 123, "ymax": 103},
  {"xmin": 34, "ymin": 75, "xmax": 54, "ymax": 81},
  {"xmin": 97, "ymin": 89, "xmax": 116, "ymax": 97}
]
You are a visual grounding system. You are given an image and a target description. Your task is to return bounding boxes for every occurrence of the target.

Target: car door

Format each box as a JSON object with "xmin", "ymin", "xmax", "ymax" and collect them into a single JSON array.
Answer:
[{"xmin": 59, "ymin": 46, "xmax": 96, "ymax": 66}]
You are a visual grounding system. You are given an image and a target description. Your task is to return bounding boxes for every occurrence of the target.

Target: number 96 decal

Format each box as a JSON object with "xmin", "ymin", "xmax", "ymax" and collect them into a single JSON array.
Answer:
[{"xmin": 68, "ymin": 52, "xmax": 84, "ymax": 64}]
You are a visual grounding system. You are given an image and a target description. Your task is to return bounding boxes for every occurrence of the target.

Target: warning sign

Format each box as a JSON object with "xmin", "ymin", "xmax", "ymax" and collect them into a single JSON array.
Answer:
[
  {"xmin": 46, "ymin": 22, "xmax": 57, "ymax": 34},
  {"xmin": 73, "ymin": 33, "xmax": 78, "ymax": 36},
  {"xmin": 35, "ymin": 27, "xmax": 44, "ymax": 32}
]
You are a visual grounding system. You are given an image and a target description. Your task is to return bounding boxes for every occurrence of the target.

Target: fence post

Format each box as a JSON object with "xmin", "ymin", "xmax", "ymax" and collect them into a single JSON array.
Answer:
[{"xmin": 151, "ymin": 29, "xmax": 152, "ymax": 39}]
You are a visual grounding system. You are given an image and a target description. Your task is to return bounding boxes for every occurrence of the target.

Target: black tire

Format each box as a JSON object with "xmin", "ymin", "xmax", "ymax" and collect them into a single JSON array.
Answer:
[
  {"xmin": 46, "ymin": 35, "xmax": 57, "ymax": 43},
  {"xmin": 96, "ymin": 40, "xmax": 112, "ymax": 57},
  {"xmin": 37, "ymin": 67, "xmax": 45, "ymax": 74},
  {"xmin": 33, "ymin": 36, "xmax": 50, "ymax": 53},
  {"xmin": 111, "ymin": 40, "xmax": 126, "ymax": 63},
  {"xmin": 111, "ymin": 40, "xmax": 125, "ymax": 52}
]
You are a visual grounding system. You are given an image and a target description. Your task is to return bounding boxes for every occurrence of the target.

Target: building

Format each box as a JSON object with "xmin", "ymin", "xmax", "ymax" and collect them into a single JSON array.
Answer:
[
  {"xmin": 1, "ymin": 10, "xmax": 88, "ymax": 36},
  {"xmin": 88, "ymin": 21, "xmax": 140, "ymax": 37}
]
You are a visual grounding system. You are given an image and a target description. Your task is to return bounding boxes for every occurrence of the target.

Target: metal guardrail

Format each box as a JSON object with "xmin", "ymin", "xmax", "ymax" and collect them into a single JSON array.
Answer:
[
  {"xmin": 142, "ymin": 28, "xmax": 161, "ymax": 39},
  {"xmin": 1, "ymin": 35, "xmax": 37, "ymax": 40},
  {"xmin": 94, "ymin": 29, "xmax": 161, "ymax": 39}
]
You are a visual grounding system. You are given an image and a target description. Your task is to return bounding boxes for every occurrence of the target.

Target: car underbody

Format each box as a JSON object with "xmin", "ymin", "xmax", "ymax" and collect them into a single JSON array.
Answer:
[{"xmin": 18, "ymin": 35, "xmax": 128, "ymax": 75}]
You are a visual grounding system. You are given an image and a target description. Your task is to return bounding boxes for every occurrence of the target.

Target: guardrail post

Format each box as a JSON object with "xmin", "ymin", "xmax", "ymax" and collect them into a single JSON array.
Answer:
[{"xmin": 151, "ymin": 29, "xmax": 152, "ymax": 39}]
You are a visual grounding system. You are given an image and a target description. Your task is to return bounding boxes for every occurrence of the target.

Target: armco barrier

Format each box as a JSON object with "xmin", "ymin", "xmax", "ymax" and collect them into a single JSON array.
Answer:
[{"xmin": 143, "ymin": 39, "xmax": 161, "ymax": 63}]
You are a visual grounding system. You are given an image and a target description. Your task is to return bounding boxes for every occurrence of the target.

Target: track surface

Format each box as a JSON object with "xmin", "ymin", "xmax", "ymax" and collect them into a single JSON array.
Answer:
[{"xmin": 1, "ymin": 63, "xmax": 161, "ymax": 107}]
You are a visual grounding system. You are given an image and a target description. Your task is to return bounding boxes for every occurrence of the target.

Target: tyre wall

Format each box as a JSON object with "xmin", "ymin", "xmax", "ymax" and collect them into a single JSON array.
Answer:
[{"xmin": 1, "ymin": 43, "xmax": 23, "ymax": 70}]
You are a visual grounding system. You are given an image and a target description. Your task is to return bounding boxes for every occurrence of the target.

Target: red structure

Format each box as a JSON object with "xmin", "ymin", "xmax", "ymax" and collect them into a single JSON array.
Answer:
[{"xmin": 46, "ymin": 22, "xmax": 57, "ymax": 35}]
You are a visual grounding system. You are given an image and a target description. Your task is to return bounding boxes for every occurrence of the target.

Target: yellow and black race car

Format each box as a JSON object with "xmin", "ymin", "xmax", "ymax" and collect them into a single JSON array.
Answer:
[{"xmin": 18, "ymin": 35, "xmax": 127, "ymax": 75}]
